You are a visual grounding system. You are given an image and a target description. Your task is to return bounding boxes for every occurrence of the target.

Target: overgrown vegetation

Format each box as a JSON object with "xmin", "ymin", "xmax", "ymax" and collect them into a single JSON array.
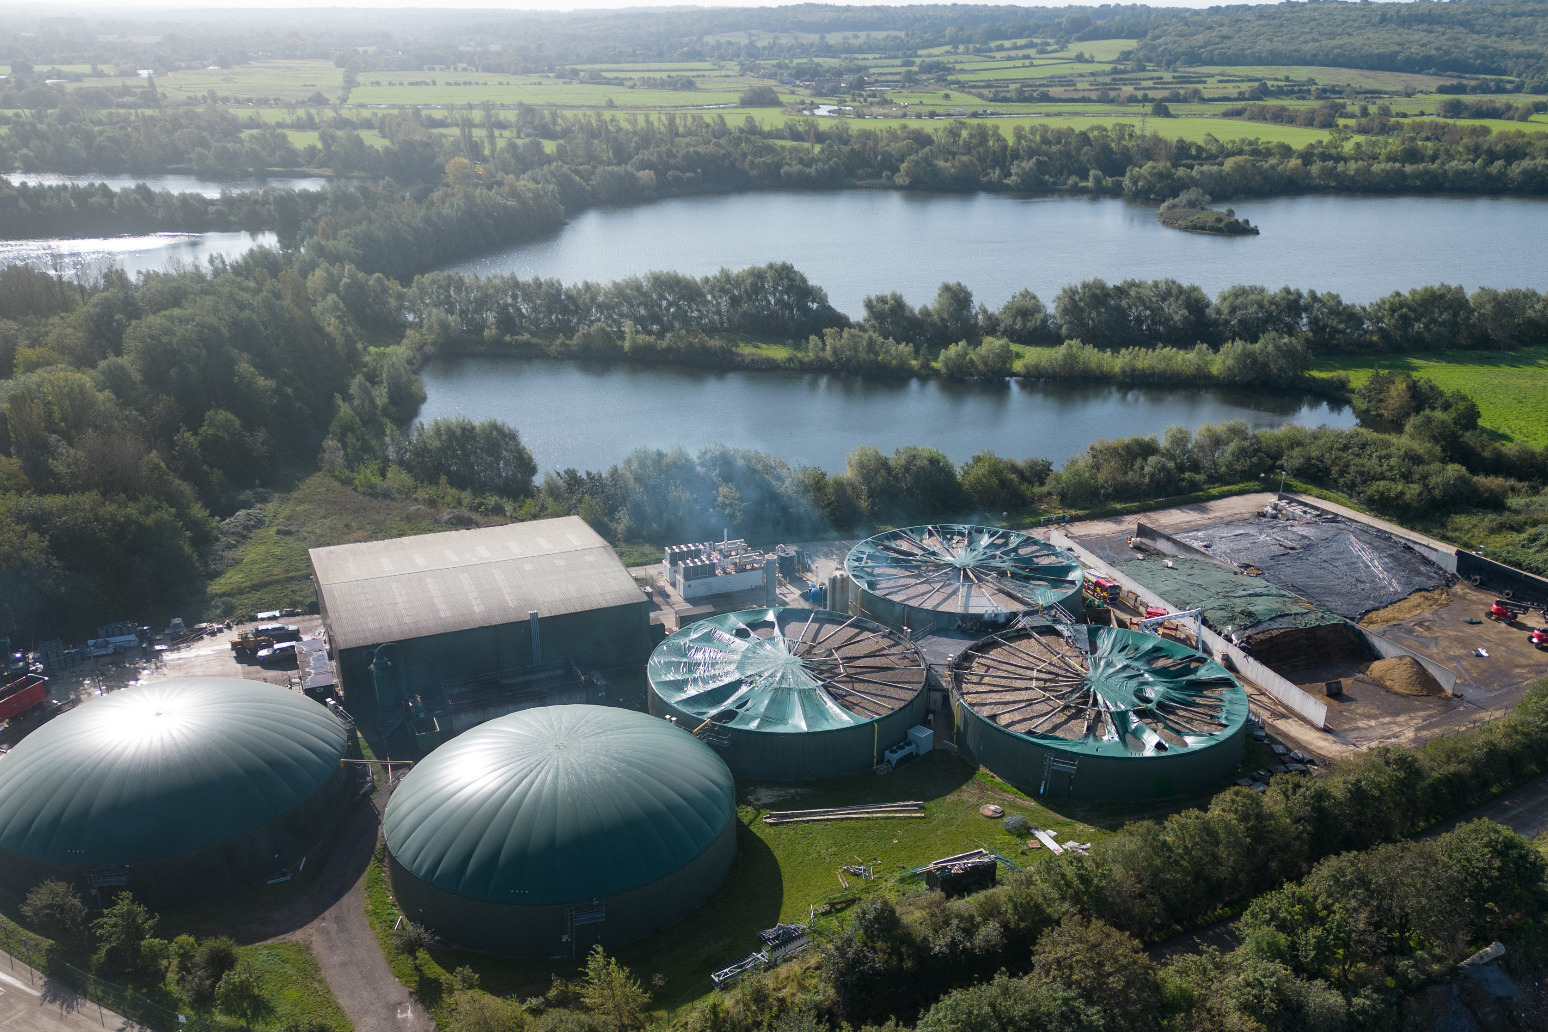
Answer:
[{"xmin": 2, "ymin": 885, "xmax": 348, "ymax": 1032}]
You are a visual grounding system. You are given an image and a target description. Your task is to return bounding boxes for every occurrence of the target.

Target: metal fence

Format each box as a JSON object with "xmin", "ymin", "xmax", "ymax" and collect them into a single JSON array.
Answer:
[{"xmin": 2, "ymin": 934, "xmax": 181, "ymax": 1031}]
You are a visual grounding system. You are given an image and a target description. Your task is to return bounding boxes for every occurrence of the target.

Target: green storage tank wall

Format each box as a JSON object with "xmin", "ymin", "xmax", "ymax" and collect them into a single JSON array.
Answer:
[
  {"xmin": 383, "ymin": 705, "xmax": 736, "ymax": 958},
  {"xmin": 846, "ymin": 525, "xmax": 1085, "ymax": 634},
  {"xmin": 951, "ymin": 627, "xmax": 1248, "ymax": 802},
  {"xmin": 646, "ymin": 609, "xmax": 929, "ymax": 781},
  {"xmin": 0, "ymin": 678, "xmax": 351, "ymax": 906}
]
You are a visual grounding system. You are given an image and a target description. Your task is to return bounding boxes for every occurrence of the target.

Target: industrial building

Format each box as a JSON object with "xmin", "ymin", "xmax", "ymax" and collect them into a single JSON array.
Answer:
[
  {"xmin": 846, "ymin": 525, "xmax": 1084, "ymax": 633},
  {"xmin": 647, "ymin": 608, "xmax": 929, "ymax": 780},
  {"xmin": 383, "ymin": 705, "xmax": 736, "ymax": 958},
  {"xmin": 310, "ymin": 517, "xmax": 656, "ymax": 736},
  {"xmin": 0, "ymin": 678, "xmax": 351, "ymax": 906},
  {"xmin": 951, "ymin": 625, "xmax": 1248, "ymax": 801}
]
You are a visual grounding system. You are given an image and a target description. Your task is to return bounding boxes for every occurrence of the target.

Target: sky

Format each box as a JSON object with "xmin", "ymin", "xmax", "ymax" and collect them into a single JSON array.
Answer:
[{"xmin": 30, "ymin": 0, "xmax": 1286, "ymax": 12}]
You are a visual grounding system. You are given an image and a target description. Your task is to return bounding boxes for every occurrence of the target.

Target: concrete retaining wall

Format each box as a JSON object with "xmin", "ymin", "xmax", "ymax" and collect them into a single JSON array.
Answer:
[{"xmin": 1353, "ymin": 624, "xmax": 1459, "ymax": 694}]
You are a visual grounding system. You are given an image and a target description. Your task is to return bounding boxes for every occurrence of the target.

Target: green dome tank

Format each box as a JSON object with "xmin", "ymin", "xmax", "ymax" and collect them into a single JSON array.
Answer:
[
  {"xmin": 0, "ymin": 677, "xmax": 351, "ymax": 904},
  {"xmin": 384, "ymin": 704, "xmax": 736, "ymax": 957}
]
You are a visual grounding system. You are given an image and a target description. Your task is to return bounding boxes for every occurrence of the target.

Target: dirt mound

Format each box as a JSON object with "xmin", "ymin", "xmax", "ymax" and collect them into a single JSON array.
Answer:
[
  {"xmin": 1366, "ymin": 656, "xmax": 1448, "ymax": 697},
  {"xmin": 1360, "ymin": 588, "xmax": 1451, "ymax": 628}
]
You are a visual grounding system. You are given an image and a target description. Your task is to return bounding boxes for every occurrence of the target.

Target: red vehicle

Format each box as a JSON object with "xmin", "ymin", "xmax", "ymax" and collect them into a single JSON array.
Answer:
[
  {"xmin": 0, "ymin": 673, "xmax": 48, "ymax": 722},
  {"xmin": 1531, "ymin": 627, "xmax": 1548, "ymax": 650},
  {"xmin": 1489, "ymin": 599, "xmax": 1530, "ymax": 622},
  {"xmin": 1143, "ymin": 606, "xmax": 1169, "ymax": 620},
  {"xmin": 1085, "ymin": 576, "xmax": 1120, "ymax": 605}
]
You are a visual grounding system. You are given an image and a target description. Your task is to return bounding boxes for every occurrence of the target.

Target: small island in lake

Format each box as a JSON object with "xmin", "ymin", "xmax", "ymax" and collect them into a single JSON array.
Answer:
[{"xmin": 1157, "ymin": 189, "xmax": 1260, "ymax": 236}]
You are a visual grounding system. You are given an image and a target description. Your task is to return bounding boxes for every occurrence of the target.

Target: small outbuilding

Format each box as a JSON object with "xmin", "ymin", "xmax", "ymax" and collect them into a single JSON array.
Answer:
[
  {"xmin": 0, "ymin": 678, "xmax": 351, "ymax": 906},
  {"xmin": 383, "ymin": 704, "xmax": 736, "ymax": 958}
]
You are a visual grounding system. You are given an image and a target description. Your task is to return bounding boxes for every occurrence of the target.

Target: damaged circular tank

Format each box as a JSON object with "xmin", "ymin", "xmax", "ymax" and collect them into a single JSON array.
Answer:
[
  {"xmin": 951, "ymin": 625, "xmax": 1248, "ymax": 801},
  {"xmin": 647, "ymin": 607, "xmax": 929, "ymax": 780},
  {"xmin": 845, "ymin": 525, "xmax": 1084, "ymax": 633}
]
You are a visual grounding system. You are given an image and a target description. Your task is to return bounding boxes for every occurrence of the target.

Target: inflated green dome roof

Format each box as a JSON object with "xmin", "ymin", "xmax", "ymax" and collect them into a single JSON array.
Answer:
[
  {"xmin": 384, "ymin": 705, "xmax": 735, "ymax": 906},
  {"xmin": 0, "ymin": 678, "xmax": 348, "ymax": 865}
]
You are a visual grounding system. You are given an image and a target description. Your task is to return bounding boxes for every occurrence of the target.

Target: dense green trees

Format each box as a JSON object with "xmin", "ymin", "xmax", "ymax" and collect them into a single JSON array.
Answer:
[
  {"xmin": 0, "ymin": 257, "xmax": 401, "ymax": 638},
  {"xmin": 392, "ymin": 418, "xmax": 538, "ymax": 500}
]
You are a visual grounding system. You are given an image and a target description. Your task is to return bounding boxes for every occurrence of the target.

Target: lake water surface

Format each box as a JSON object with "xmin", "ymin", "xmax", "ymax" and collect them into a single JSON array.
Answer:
[
  {"xmin": 419, "ymin": 356, "xmax": 1355, "ymax": 473},
  {"xmin": 0, "ymin": 232, "xmax": 278, "ymax": 282},
  {"xmin": 5, "ymin": 172, "xmax": 332, "ymax": 197},
  {"xmin": 447, "ymin": 191, "xmax": 1548, "ymax": 315}
]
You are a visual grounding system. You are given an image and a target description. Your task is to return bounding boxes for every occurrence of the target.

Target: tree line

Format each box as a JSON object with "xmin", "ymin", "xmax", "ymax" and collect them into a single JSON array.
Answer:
[
  {"xmin": 9, "ymin": 99, "xmax": 1548, "ymax": 211},
  {"xmin": 399, "ymin": 265, "xmax": 1548, "ymax": 374}
]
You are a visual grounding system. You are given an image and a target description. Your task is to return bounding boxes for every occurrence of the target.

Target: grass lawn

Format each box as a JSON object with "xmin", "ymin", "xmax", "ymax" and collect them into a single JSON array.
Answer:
[
  {"xmin": 1312, "ymin": 346, "xmax": 1548, "ymax": 446},
  {"xmin": 237, "ymin": 943, "xmax": 352, "ymax": 1032}
]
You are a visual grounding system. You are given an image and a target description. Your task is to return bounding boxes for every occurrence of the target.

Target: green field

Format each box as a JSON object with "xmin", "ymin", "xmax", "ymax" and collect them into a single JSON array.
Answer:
[
  {"xmin": 24, "ymin": 45, "xmax": 1548, "ymax": 148},
  {"xmin": 1313, "ymin": 345, "xmax": 1548, "ymax": 446}
]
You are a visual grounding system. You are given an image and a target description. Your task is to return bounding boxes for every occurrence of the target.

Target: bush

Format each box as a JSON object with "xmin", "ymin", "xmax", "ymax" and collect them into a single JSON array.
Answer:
[
  {"xmin": 21, "ymin": 879, "xmax": 88, "ymax": 945},
  {"xmin": 738, "ymin": 86, "xmax": 782, "ymax": 107}
]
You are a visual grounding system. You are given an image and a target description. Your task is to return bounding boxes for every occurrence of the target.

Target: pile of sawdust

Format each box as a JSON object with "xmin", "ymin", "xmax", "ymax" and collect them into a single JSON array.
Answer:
[
  {"xmin": 1366, "ymin": 656, "xmax": 1448, "ymax": 697},
  {"xmin": 1360, "ymin": 588, "xmax": 1451, "ymax": 628}
]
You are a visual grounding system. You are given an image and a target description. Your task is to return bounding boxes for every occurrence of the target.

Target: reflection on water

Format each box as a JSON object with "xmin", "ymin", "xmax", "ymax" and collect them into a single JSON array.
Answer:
[
  {"xmin": 420, "ymin": 356, "xmax": 1355, "ymax": 473},
  {"xmin": 4, "ymin": 172, "xmax": 331, "ymax": 197},
  {"xmin": 446, "ymin": 191, "xmax": 1548, "ymax": 315},
  {"xmin": 0, "ymin": 232, "xmax": 279, "ymax": 281}
]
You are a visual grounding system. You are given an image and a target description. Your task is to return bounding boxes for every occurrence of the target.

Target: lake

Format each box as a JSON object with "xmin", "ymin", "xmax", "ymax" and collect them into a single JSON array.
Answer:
[
  {"xmin": 418, "ymin": 356, "xmax": 1355, "ymax": 473},
  {"xmin": 446, "ymin": 191, "xmax": 1548, "ymax": 315},
  {"xmin": 4, "ymin": 172, "xmax": 332, "ymax": 197},
  {"xmin": 0, "ymin": 232, "xmax": 278, "ymax": 282},
  {"xmin": 10, "ymin": 190, "xmax": 1548, "ymax": 304}
]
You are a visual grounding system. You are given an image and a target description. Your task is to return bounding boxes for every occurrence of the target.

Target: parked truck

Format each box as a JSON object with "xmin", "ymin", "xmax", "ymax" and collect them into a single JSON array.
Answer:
[{"xmin": 231, "ymin": 623, "xmax": 301, "ymax": 659}]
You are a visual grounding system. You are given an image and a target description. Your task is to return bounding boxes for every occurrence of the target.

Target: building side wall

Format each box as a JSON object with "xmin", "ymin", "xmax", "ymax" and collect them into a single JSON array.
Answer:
[
  {"xmin": 647, "ymin": 691, "xmax": 927, "ymax": 781},
  {"xmin": 337, "ymin": 602, "xmax": 655, "ymax": 718},
  {"xmin": 953, "ymin": 699, "xmax": 1246, "ymax": 802},
  {"xmin": 0, "ymin": 763, "xmax": 354, "ymax": 907},
  {"xmin": 387, "ymin": 816, "xmax": 737, "ymax": 958}
]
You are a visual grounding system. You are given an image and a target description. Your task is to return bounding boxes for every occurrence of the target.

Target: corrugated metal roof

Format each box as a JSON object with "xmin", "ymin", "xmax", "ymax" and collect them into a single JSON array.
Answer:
[{"xmin": 310, "ymin": 517, "xmax": 645, "ymax": 650}]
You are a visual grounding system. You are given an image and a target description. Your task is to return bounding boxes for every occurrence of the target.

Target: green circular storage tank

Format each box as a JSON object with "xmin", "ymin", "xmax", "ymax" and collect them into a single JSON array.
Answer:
[
  {"xmin": 0, "ymin": 678, "xmax": 351, "ymax": 905},
  {"xmin": 846, "ymin": 525, "xmax": 1084, "ymax": 633},
  {"xmin": 647, "ymin": 608, "xmax": 929, "ymax": 780},
  {"xmin": 383, "ymin": 704, "xmax": 736, "ymax": 958},
  {"xmin": 951, "ymin": 626, "xmax": 1248, "ymax": 801}
]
